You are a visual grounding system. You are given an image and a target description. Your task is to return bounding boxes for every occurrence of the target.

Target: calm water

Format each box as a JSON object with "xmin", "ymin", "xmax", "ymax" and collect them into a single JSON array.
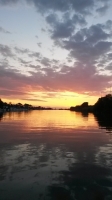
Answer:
[{"xmin": 0, "ymin": 110, "xmax": 112, "ymax": 200}]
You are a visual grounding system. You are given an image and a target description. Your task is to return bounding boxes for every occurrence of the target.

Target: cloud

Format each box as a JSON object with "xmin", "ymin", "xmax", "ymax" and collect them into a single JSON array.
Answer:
[
  {"xmin": 105, "ymin": 20, "xmax": 112, "ymax": 30},
  {"xmin": 14, "ymin": 47, "xmax": 30, "ymax": 54},
  {"xmin": 14, "ymin": 46, "xmax": 60, "ymax": 69},
  {"xmin": 105, "ymin": 62, "xmax": 112, "ymax": 71},
  {"xmin": 72, "ymin": 14, "xmax": 87, "ymax": 26},
  {"xmin": 46, "ymin": 13, "xmax": 86, "ymax": 39},
  {"xmin": 21, "ymin": 98, "xmax": 47, "ymax": 102},
  {"xmin": 0, "ymin": 89, "xmax": 28, "ymax": 96},
  {"xmin": 28, "ymin": 51, "xmax": 41, "ymax": 58},
  {"xmin": 40, "ymin": 57, "xmax": 50, "ymax": 66},
  {"xmin": 0, "ymin": 56, "xmax": 111, "ymax": 99},
  {"xmin": 0, "ymin": 62, "xmax": 29, "ymax": 92},
  {"xmin": 0, "ymin": 26, "xmax": 11, "ymax": 34},
  {"xmin": 30, "ymin": 0, "xmax": 110, "ymax": 15},
  {"xmin": 18, "ymin": 58, "xmax": 31, "ymax": 65},
  {"xmin": 96, "ymin": 3, "xmax": 109, "ymax": 15},
  {"xmin": 58, "ymin": 21, "xmax": 112, "ymax": 66},
  {"xmin": 0, "ymin": 0, "xmax": 110, "ymax": 15},
  {"xmin": 14, "ymin": 46, "xmax": 42, "ymax": 61},
  {"xmin": 0, "ymin": 0, "xmax": 19, "ymax": 6},
  {"xmin": 0, "ymin": 44, "xmax": 15, "ymax": 57},
  {"xmin": 37, "ymin": 42, "xmax": 42, "ymax": 47},
  {"xmin": 0, "ymin": 30, "xmax": 112, "ymax": 99},
  {"xmin": 0, "ymin": 0, "xmax": 112, "ymax": 100},
  {"xmin": 41, "ymin": 28, "xmax": 46, "ymax": 32}
]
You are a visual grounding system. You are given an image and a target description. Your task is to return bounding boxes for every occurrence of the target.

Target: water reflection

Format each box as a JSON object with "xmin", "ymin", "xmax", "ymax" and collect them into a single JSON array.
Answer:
[
  {"xmin": 94, "ymin": 112, "xmax": 112, "ymax": 132},
  {"xmin": 81, "ymin": 112, "xmax": 89, "ymax": 118},
  {"xmin": 0, "ymin": 112, "xmax": 3, "ymax": 121},
  {"xmin": 0, "ymin": 111, "xmax": 112, "ymax": 200},
  {"xmin": 48, "ymin": 163, "xmax": 112, "ymax": 200}
]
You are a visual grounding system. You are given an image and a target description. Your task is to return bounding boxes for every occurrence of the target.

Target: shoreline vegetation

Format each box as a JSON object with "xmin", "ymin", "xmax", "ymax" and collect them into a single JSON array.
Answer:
[
  {"xmin": 0, "ymin": 94, "xmax": 112, "ymax": 114},
  {"xmin": 0, "ymin": 99, "xmax": 53, "ymax": 113},
  {"xmin": 0, "ymin": 99, "xmax": 69, "ymax": 113},
  {"xmin": 70, "ymin": 94, "xmax": 112, "ymax": 130},
  {"xmin": 70, "ymin": 94, "xmax": 112, "ymax": 114}
]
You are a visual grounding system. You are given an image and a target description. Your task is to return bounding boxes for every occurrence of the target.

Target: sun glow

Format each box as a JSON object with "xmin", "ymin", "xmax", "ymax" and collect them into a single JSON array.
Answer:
[{"xmin": 2, "ymin": 92, "xmax": 98, "ymax": 109}]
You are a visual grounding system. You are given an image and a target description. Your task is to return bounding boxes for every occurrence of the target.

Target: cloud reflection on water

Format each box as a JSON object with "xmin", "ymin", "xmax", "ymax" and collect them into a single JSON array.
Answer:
[{"xmin": 0, "ymin": 110, "xmax": 112, "ymax": 200}]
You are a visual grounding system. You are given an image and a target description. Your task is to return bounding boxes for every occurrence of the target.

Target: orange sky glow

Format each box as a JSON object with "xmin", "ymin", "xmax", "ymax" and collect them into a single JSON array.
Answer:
[{"xmin": 2, "ymin": 92, "xmax": 98, "ymax": 108}]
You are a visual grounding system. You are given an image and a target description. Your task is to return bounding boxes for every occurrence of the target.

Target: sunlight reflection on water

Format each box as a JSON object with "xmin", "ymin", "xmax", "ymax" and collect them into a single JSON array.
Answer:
[{"xmin": 0, "ymin": 110, "xmax": 112, "ymax": 200}]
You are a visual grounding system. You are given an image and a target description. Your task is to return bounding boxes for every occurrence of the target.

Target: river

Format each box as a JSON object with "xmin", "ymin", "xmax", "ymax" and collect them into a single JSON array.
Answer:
[{"xmin": 0, "ymin": 110, "xmax": 112, "ymax": 200}]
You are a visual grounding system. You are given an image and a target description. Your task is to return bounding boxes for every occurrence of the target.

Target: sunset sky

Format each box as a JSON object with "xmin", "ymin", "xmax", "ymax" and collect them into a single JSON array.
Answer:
[{"xmin": 0, "ymin": 0, "xmax": 112, "ymax": 108}]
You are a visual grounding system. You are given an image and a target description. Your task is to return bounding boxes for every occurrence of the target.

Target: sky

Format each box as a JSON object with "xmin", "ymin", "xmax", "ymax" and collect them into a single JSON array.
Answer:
[{"xmin": 0, "ymin": 0, "xmax": 112, "ymax": 108}]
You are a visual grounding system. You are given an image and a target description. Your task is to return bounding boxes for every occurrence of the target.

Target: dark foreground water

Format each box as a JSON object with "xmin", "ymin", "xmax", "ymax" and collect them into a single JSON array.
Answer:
[{"xmin": 0, "ymin": 110, "xmax": 112, "ymax": 200}]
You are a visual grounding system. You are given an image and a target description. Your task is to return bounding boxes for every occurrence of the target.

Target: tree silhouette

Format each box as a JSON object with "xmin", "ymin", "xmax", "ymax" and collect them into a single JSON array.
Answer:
[{"xmin": 0, "ymin": 99, "xmax": 4, "ymax": 108}]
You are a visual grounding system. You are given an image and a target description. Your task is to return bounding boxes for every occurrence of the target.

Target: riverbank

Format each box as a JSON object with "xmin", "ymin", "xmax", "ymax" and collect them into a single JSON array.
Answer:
[
  {"xmin": 70, "ymin": 94, "xmax": 112, "ymax": 114},
  {"xmin": 0, "ymin": 99, "xmax": 53, "ymax": 113}
]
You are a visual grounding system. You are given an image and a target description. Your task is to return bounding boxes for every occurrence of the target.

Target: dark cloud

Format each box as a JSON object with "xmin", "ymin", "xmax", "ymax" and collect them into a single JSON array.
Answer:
[
  {"xmin": 58, "ymin": 22, "xmax": 112, "ymax": 66},
  {"xmin": 84, "ymin": 24, "xmax": 110, "ymax": 44},
  {"xmin": 28, "ymin": 51, "xmax": 41, "ymax": 58},
  {"xmin": 15, "ymin": 47, "xmax": 59, "ymax": 68},
  {"xmin": 63, "ymin": 40, "xmax": 112, "ymax": 64},
  {"xmin": 28, "ymin": 0, "xmax": 110, "ymax": 15},
  {"xmin": 96, "ymin": 3, "xmax": 109, "ymax": 15},
  {"xmin": 0, "ymin": 26, "xmax": 11, "ymax": 34},
  {"xmin": 0, "ymin": 0, "xmax": 110, "ymax": 15},
  {"xmin": 105, "ymin": 20, "xmax": 112, "ymax": 30},
  {"xmin": 14, "ymin": 46, "xmax": 42, "ymax": 60},
  {"xmin": 0, "ymin": 0, "xmax": 19, "ymax": 6},
  {"xmin": 40, "ymin": 57, "xmax": 50, "ymax": 66},
  {"xmin": 105, "ymin": 62, "xmax": 112, "ymax": 71},
  {"xmin": 46, "ymin": 13, "xmax": 57, "ymax": 25},
  {"xmin": 59, "ymin": 65, "xmax": 71, "ymax": 74},
  {"xmin": 18, "ymin": 58, "xmax": 31, "ymax": 65},
  {"xmin": 21, "ymin": 98, "xmax": 47, "ymax": 102},
  {"xmin": 0, "ymin": 44, "xmax": 15, "ymax": 57},
  {"xmin": 72, "ymin": 14, "xmax": 87, "ymax": 26},
  {"xmin": 94, "ymin": 20, "xmax": 112, "ymax": 31},
  {"xmin": 14, "ymin": 47, "xmax": 30, "ymax": 54},
  {"xmin": 69, "ymin": 23, "xmax": 110, "ymax": 44},
  {"xmin": 50, "ymin": 20, "xmax": 74, "ymax": 39},
  {"xmin": 107, "ymin": 53, "xmax": 112, "ymax": 59},
  {"xmin": 46, "ymin": 13, "xmax": 86, "ymax": 39}
]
